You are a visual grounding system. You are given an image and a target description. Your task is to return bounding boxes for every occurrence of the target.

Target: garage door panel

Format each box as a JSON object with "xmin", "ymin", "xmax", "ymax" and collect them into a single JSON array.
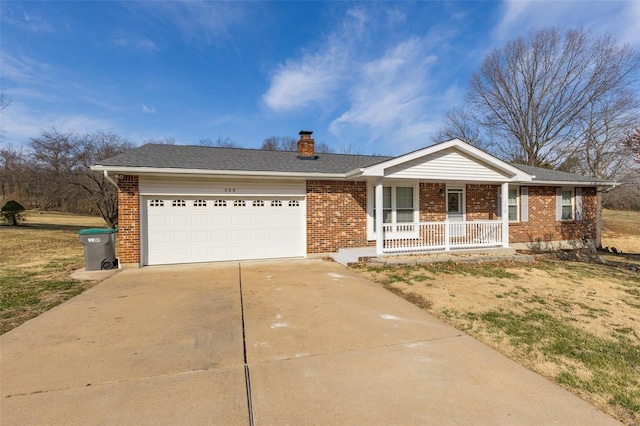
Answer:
[
  {"xmin": 250, "ymin": 229, "xmax": 268, "ymax": 240},
  {"xmin": 145, "ymin": 196, "xmax": 305, "ymax": 265},
  {"xmin": 211, "ymin": 214, "xmax": 229, "ymax": 226},
  {"xmin": 191, "ymin": 214, "xmax": 210, "ymax": 226},
  {"xmin": 231, "ymin": 214, "xmax": 249, "ymax": 226},
  {"xmin": 190, "ymin": 231, "xmax": 209, "ymax": 243}
]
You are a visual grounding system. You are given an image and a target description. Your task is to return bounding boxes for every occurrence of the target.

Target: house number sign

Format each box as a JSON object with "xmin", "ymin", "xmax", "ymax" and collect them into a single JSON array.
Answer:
[{"xmin": 224, "ymin": 188, "xmax": 236, "ymax": 193}]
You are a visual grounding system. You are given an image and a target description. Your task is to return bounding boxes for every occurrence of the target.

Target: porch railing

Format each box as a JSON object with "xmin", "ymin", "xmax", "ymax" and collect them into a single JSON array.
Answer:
[{"xmin": 382, "ymin": 220, "xmax": 503, "ymax": 253}]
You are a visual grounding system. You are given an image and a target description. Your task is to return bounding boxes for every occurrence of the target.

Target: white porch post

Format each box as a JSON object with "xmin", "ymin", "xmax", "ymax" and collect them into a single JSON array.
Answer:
[
  {"xmin": 375, "ymin": 178, "xmax": 384, "ymax": 255},
  {"xmin": 501, "ymin": 182, "xmax": 509, "ymax": 248}
]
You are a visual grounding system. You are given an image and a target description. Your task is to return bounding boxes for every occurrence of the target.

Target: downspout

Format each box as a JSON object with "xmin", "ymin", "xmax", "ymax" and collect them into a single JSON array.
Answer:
[{"xmin": 103, "ymin": 170, "xmax": 118, "ymax": 187}]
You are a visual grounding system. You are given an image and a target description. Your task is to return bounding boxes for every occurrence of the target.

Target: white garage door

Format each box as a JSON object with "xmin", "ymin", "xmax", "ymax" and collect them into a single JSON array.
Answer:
[{"xmin": 144, "ymin": 196, "xmax": 305, "ymax": 265}]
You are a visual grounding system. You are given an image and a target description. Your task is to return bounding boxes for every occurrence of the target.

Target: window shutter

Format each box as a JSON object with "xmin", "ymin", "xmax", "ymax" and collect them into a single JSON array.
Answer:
[
  {"xmin": 521, "ymin": 187, "xmax": 528, "ymax": 222},
  {"xmin": 555, "ymin": 188, "xmax": 562, "ymax": 221},
  {"xmin": 496, "ymin": 187, "xmax": 502, "ymax": 218},
  {"xmin": 576, "ymin": 187, "xmax": 583, "ymax": 221}
]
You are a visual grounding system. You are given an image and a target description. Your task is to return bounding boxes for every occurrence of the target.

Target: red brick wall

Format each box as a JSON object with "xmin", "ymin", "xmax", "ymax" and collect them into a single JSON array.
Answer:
[
  {"xmin": 117, "ymin": 175, "xmax": 140, "ymax": 265},
  {"xmin": 419, "ymin": 183, "xmax": 446, "ymax": 221},
  {"xmin": 467, "ymin": 184, "xmax": 499, "ymax": 221},
  {"xmin": 509, "ymin": 186, "xmax": 597, "ymax": 244},
  {"xmin": 306, "ymin": 180, "xmax": 368, "ymax": 253}
]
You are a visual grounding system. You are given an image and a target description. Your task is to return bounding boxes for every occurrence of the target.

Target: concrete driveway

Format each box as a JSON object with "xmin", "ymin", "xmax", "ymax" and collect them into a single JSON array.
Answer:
[{"xmin": 1, "ymin": 260, "xmax": 618, "ymax": 425}]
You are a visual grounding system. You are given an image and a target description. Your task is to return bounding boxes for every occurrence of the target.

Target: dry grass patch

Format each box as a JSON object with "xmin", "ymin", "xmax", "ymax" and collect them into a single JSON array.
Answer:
[
  {"xmin": 355, "ymin": 259, "xmax": 640, "ymax": 425},
  {"xmin": 1, "ymin": 211, "xmax": 106, "ymax": 333}
]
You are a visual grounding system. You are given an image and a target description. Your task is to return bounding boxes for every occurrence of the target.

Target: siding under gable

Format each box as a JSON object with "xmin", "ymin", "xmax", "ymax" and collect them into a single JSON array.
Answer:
[{"xmin": 385, "ymin": 148, "xmax": 509, "ymax": 181}]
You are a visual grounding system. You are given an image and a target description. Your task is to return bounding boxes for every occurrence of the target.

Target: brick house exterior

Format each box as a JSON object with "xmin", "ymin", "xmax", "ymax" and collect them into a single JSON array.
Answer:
[{"xmin": 94, "ymin": 132, "xmax": 612, "ymax": 267}]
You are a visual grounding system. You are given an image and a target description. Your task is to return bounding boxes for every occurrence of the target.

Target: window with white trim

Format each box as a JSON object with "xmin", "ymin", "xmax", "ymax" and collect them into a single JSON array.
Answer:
[
  {"xmin": 193, "ymin": 199, "xmax": 207, "ymax": 207},
  {"xmin": 213, "ymin": 200, "xmax": 227, "ymax": 207},
  {"xmin": 253, "ymin": 200, "xmax": 265, "ymax": 207},
  {"xmin": 271, "ymin": 200, "xmax": 283, "ymax": 207},
  {"xmin": 508, "ymin": 189, "xmax": 519, "ymax": 222},
  {"xmin": 561, "ymin": 189, "xmax": 573, "ymax": 220},
  {"xmin": 234, "ymin": 200, "xmax": 246, "ymax": 207},
  {"xmin": 172, "ymin": 200, "xmax": 186, "ymax": 207},
  {"xmin": 370, "ymin": 185, "xmax": 418, "ymax": 234},
  {"xmin": 288, "ymin": 200, "xmax": 300, "ymax": 207},
  {"xmin": 149, "ymin": 199, "xmax": 164, "ymax": 207}
]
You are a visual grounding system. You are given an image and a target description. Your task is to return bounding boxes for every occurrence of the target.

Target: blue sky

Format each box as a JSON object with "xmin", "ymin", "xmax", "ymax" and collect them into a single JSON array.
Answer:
[{"xmin": 1, "ymin": 1, "xmax": 639, "ymax": 155}]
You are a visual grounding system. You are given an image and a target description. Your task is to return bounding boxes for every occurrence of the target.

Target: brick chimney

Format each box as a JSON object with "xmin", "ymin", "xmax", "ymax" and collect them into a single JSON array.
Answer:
[{"xmin": 297, "ymin": 130, "xmax": 316, "ymax": 159}]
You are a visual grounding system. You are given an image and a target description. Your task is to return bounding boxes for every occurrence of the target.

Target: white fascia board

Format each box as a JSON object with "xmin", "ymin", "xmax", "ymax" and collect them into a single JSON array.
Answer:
[
  {"xmin": 90, "ymin": 165, "xmax": 347, "ymax": 180},
  {"xmin": 360, "ymin": 138, "xmax": 533, "ymax": 181}
]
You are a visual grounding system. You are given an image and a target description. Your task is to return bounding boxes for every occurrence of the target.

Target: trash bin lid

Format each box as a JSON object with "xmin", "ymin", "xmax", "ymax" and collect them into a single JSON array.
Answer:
[{"xmin": 78, "ymin": 228, "xmax": 118, "ymax": 235}]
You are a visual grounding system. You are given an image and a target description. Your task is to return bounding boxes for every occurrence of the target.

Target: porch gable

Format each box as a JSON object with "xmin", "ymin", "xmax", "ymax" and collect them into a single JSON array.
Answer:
[{"xmin": 358, "ymin": 138, "xmax": 533, "ymax": 183}]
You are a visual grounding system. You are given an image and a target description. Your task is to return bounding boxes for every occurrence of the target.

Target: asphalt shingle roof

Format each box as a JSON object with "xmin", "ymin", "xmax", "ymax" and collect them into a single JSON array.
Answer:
[
  {"xmin": 97, "ymin": 143, "xmax": 611, "ymax": 185},
  {"xmin": 512, "ymin": 164, "xmax": 611, "ymax": 184},
  {"xmin": 97, "ymin": 144, "xmax": 392, "ymax": 174}
]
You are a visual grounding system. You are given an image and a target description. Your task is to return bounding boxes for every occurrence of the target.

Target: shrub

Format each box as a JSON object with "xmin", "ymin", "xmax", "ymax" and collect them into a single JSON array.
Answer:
[{"xmin": 1, "ymin": 200, "xmax": 26, "ymax": 226}]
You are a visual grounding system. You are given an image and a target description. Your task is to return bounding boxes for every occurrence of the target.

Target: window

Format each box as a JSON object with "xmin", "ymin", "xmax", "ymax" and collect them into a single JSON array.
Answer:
[
  {"xmin": 508, "ymin": 189, "xmax": 518, "ymax": 222},
  {"xmin": 193, "ymin": 200, "xmax": 207, "ymax": 207},
  {"xmin": 213, "ymin": 200, "xmax": 227, "ymax": 207},
  {"xmin": 252, "ymin": 200, "xmax": 265, "ymax": 207},
  {"xmin": 562, "ymin": 189, "xmax": 573, "ymax": 220},
  {"xmin": 288, "ymin": 200, "xmax": 300, "ymax": 207},
  {"xmin": 149, "ymin": 199, "xmax": 164, "ymax": 207},
  {"xmin": 371, "ymin": 185, "xmax": 417, "ymax": 233},
  {"xmin": 172, "ymin": 200, "xmax": 186, "ymax": 207},
  {"xmin": 234, "ymin": 200, "xmax": 246, "ymax": 207},
  {"xmin": 271, "ymin": 200, "xmax": 283, "ymax": 207}
]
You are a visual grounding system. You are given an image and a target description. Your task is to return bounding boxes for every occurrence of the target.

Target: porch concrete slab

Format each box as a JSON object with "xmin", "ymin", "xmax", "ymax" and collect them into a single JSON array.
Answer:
[
  {"xmin": 1, "ymin": 263, "xmax": 244, "ymax": 397},
  {"xmin": 241, "ymin": 260, "xmax": 462, "ymax": 363},
  {"xmin": 2, "ymin": 367, "xmax": 248, "ymax": 426}
]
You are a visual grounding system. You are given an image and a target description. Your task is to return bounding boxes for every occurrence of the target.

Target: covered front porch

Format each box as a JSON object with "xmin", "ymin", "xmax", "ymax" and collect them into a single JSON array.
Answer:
[{"xmin": 348, "ymin": 139, "xmax": 534, "ymax": 256}]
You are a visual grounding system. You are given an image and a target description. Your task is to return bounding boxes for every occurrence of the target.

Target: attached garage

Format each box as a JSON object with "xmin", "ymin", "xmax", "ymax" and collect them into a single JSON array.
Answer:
[{"xmin": 140, "ymin": 178, "xmax": 306, "ymax": 266}]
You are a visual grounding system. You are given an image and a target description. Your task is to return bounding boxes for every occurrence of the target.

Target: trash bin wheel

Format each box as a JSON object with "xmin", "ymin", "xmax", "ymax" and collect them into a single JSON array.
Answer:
[{"xmin": 101, "ymin": 259, "xmax": 113, "ymax": 270}]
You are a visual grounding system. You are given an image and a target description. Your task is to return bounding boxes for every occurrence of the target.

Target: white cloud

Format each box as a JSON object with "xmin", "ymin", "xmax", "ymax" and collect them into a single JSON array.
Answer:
[
  {"xmin": 0, "ymin": 101, "xmax": 113, "ymax": 144},
  {"xmin": 113, "ymin": 34, "xmax": 159, "ymax": 52},
  {"xmin": 141, "ymin": 104, "xmax": 156, "ymax": 114},
  {"xmin": 329, "ymin": 38, "xmax": 439, "ymax": 152},
  {"xmin": 262, "ymin": 9, "xmax": 368, "ymax": 112},
  {"xmin": 129, "ymin": 1, "xmax": 248, "ymax": 46},
  {"xmin": 262, "ymin": 7, "xmax": 461, "ymax": 154},
  {"xmin": 262, "ymin": 50, "xmax": 346, "ymax": 111},
  {"xmin": 493, "ymin": 0, "xmax": 640, "ymax": 47}
]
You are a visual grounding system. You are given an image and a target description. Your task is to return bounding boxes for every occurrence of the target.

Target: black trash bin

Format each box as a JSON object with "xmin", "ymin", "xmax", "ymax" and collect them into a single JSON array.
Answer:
[{"xmin": 78, "ymin": 228, "xmax": 118, "ymax": 271}]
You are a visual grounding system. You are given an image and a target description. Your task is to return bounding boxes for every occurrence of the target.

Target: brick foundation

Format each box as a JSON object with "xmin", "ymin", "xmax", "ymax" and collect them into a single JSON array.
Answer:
[{"xmin": 117, "ymin": 175, "xmax": 140, "ymax": 265}]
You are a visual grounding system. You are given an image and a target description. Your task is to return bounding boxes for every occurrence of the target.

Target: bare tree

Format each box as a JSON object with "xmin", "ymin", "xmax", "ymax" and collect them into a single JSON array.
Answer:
[
  {"xmin": 433, "ymin": 107, "xmax": 486, "ymax": 149},
  {"xmin": 28, "ymin": 130, "xmax": 80, "ymax": 210},
  {"xmin": 143, "ymin": 137, "xmax": 176, "ymax": 145},
  {"xmin": 261, "ymin": 136, "xmax": 297, "ymax": 151},
  {"xmin": 464, "ymin": 28, "xmax": 639, "ymax": 168},
  {"xmin": 0, "ymin": 93, "xmax": 9, "ymax": 111},
  {"xmin": 0, "ymin": 147, "xmax": 26, "ymax": 205},
  {"xmin": 199, "ymin": 136, "xmax": 239, "ymax": 148},
  {"xmin": 625, "ymin": 127, "xmax": 640, "ymax": 164},
  {"xmin": 73, "ymin": 131, "xmax": 135, "ymax": 227},
  {"xmin": 576, "ymin": 90, "xmax": 639, "ymax": 179}
]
